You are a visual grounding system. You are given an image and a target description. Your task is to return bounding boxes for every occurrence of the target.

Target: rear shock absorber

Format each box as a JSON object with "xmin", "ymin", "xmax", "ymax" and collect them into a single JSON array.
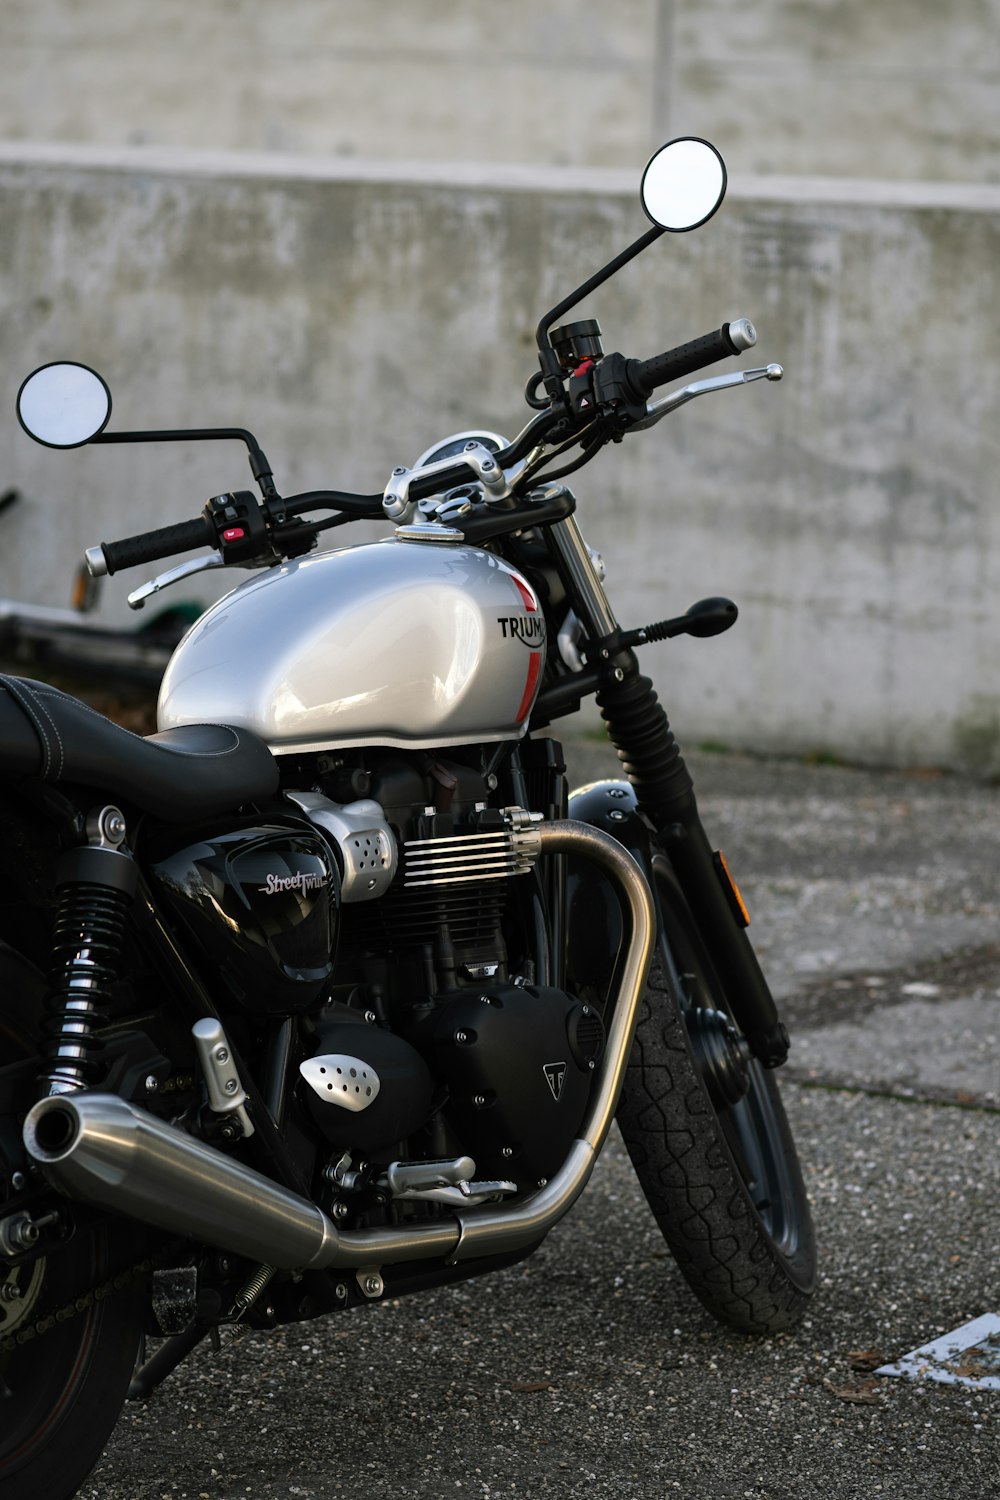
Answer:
[{"xmin": 43, "ymin": 805, "xmax": 138, "ymax": 1095}]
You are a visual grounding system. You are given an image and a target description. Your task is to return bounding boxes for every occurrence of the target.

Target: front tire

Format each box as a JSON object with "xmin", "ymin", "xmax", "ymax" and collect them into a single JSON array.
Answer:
[{"xmin": 617, "ymin": 863, "xmax": 816, "ymax": 1333}]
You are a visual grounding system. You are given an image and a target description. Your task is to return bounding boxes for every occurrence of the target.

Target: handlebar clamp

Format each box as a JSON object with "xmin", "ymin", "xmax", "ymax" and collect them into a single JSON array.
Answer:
[{"xmin": 382, "ymin": 442, "xmax": 511, "ymax": 521}]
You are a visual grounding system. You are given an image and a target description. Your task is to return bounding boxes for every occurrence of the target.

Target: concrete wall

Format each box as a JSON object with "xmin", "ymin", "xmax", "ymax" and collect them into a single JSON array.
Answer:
[
  {"xmin": 0, "ymin": 2, "xmax": 663, "ymax": 169},
  {"xmin": 666, "ymin": 1, "xmax": 1000, "ymax": 182},
  {"xmin": 2, "ymin": 1, "xmax": 999, "ymax": 181},
  {"xmin": 2, "ymin": 144, "xmax": 1000, "ymax": 772}
]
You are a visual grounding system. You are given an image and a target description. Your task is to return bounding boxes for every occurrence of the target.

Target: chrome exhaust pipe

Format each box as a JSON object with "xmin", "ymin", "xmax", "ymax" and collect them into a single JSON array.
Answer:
[
  {"xmin": 24, "ymin": 820, "xmax": 654, "ymax": 1273},
  {"xmin": 23, "ymin": 1091, "xmax": 342, "ymax": 1271},
  {"xmin": 452, "ymin": 819, "xmax": 654, "ymax": 1259},
  {"xmin": 332, "ymin": 819, "xmax": 655, "ymax": 1264}
]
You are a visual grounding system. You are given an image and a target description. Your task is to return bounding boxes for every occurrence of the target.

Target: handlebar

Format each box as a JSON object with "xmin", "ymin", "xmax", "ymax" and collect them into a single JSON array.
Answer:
[
  {"xmin": 406, "ymin": 463, "xmax": 480, "ymax": 504},
  {"xmin": 625, "ymin": 319, "xmax": 757, "ymax": 401},
  {"xmin": 83, "ymin": 316, "xmax": 770, "ymax": 579},
  {"xmin": 86, "ymin": 516, "xmax": 215, "ymax": 577}
]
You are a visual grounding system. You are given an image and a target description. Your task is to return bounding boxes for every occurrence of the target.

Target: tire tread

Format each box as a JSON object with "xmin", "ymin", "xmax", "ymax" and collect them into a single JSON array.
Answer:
[{"xmin": 618, "ymin": 961, "xmax": 815, "ymax": 1333}]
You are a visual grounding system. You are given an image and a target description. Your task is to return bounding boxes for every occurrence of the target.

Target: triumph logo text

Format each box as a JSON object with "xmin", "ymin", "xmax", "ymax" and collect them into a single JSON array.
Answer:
[{"xmin": 497, "ymin": 615, "xmax": 546, "ymax": 646}]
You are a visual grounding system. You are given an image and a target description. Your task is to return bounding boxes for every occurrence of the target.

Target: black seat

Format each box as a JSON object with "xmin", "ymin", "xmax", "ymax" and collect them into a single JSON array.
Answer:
[{"xmin": 0, "ymin": 676, "xmax": 279, "ymax": 822}]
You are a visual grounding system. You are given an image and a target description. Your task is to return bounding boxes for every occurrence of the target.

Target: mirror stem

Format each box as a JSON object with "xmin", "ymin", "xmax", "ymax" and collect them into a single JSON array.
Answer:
[
  {"xmin": 92, "ymin": 427, "xmax": 280, "ymax": 503},
  {"xmin": 535, "ymin": 223, "xmax": 664, "ymax": 375}
]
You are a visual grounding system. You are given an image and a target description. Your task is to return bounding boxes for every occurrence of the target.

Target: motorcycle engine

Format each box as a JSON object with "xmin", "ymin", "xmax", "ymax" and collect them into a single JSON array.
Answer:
[{"xmin": 291, "ymin": 748, "xmax": 605, "ymax": 1190}]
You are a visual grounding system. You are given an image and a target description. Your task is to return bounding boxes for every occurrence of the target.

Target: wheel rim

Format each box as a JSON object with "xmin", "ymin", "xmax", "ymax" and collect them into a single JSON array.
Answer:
[
  {"xmin": 654, "ymin": 869, "xmax": 805, "ymax": 1264},
  {"xmin": 0, "ymin": 1258, "xmax": 46, "ymax": 1340},
  {"xmin": 720, "ymin": 1057, "xmax": 803, "ymax": 1256}
]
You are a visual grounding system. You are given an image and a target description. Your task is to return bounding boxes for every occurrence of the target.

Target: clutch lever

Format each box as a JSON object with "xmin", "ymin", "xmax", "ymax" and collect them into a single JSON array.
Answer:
[
  {"xmin": 127, "ymin": 552, "xmax": 225, "ymax": 610},
  {"xmin": 629, "ymin": 362, "xmax": 783, "ymax": 432}
]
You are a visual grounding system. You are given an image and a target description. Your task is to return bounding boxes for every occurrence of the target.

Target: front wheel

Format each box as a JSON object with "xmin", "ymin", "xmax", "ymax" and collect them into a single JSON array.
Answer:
[{"xmin": 617, "ymin": 861, "xmax": 816, "ymax": 1333}]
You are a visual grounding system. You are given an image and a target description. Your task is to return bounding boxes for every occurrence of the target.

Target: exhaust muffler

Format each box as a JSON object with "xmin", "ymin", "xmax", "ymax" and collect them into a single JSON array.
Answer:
[{"xmin": 24, "ymin": 1091, "xmax": 343, "ymax": 1271}]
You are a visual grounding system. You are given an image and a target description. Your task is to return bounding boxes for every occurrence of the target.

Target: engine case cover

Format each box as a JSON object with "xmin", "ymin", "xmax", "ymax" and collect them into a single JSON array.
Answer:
[
  {"xmin": 300, "ymin": 1016, "xmax": 434, "ymax": 1153},
  {"xmin": 157, "ymin": 537, "xmax": 544, "ymax": 752},
  {"xmin": 148, "ymin": 820, "xmax": 338, "ymax": 1014},
  {"xmin": 430, "ymin": 980, "xmax": 605, "ymax": 1189}
]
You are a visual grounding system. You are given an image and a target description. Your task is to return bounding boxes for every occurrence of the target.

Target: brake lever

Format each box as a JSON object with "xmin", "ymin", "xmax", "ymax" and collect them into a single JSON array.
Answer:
[{"xmin": 628, "ymin": 362, "xmax": 783, "ymax": 432}]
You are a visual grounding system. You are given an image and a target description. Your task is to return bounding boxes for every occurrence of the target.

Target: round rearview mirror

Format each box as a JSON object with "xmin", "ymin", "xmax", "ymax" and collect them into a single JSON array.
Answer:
[
  {"xmin": 16, "ymin": 361, "xmax": 112, "ymax": 449},
  {"xmin": 640, "ymin": 138, "xmax": 727, "ymax": 232}
]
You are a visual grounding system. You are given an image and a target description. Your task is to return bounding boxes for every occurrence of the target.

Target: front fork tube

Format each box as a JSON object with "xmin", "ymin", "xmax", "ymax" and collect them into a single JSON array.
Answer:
[
  {"xmin": 596, "ymin": 654, "xmax": 789, "ymax": 1067},
  {"xmin": 540, "ymin": 511, "xmax": 786, "ymax": 1062},
  {"xmin": 658, "ymin": 814, "xmax": 788, "ymax": 1066}
]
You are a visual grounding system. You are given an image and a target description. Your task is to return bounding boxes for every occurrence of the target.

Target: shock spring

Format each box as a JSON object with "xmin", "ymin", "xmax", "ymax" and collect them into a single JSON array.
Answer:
[{"xmin": 43, "ymin": 812, "xmax": 137, "ymax": 1095}]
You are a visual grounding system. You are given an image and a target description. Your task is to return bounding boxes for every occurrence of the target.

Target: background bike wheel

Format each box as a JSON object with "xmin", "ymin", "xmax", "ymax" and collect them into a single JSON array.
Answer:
[
  {"xmin": 0, "ymin": 950, "xmax": 144, "ymax": 1500},
  {"xmin": 616, "ymin": 863, "xmax": 816, "ymax": 1333}
]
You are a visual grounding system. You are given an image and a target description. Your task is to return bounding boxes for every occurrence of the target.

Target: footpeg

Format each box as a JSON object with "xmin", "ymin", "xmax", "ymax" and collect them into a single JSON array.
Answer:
[{"xmin": 382, "ymin": 1156, "xmax": 517, "ymax": 1208}]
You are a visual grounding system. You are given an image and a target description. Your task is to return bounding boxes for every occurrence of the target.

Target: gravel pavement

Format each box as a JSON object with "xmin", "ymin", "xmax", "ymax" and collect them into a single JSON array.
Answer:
[{"xmin": 84, "ymin": 737, "xmax": 999, "ymax": 1500}]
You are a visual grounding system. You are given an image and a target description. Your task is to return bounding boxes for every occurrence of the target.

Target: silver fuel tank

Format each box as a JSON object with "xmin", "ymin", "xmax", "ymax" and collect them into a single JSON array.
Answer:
[{"xmin": 157, "ymin": 531, "xmax": 546, "ymax": 752}]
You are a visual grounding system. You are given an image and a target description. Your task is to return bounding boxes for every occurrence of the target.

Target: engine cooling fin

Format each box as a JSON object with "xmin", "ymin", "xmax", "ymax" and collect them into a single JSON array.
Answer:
[
  {"xmin": 337, "ymin": 819, "xmax": 539, "ymax": 954},
  {"xmin": 340, "ymin": 876, "xmax": 507, "ymax": 950},
  {"xmin": 401, "ymin": 827, "xmax": 537, "ymax": 888}
]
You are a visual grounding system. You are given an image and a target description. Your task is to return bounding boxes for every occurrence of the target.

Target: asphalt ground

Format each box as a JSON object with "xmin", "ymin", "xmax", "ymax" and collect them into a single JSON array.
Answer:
[{"xmin": 84, "ymin": 736, "xmax": 999, "ymax": 1500}]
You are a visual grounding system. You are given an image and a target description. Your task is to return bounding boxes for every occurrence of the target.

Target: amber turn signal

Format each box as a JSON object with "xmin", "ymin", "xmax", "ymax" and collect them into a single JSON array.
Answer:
[{"xmin": 714, "ymin": 849, "xmax": 750, "ymax": 927}]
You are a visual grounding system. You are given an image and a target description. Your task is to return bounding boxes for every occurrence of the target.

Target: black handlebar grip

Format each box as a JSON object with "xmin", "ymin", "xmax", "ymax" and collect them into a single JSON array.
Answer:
[
  {"xmin": 626, "ymin": 320, "xmax": 756, "ymax": 400},
  {"xmin": 95, "ymin": 516, "xmax": 216, "ymax": 576}
]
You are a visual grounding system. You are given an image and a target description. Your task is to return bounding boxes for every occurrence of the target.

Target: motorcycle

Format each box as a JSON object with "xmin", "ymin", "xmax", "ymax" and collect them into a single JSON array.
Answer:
[{"xmin": 3, "ymin": 137, "xmax": 815, "ymax": 1498}]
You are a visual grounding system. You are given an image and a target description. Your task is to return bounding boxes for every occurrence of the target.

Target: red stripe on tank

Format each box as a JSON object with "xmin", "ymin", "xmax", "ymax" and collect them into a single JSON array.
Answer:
[
  {"xmin": 516, "ymin": 651, "xmax": 543, "ymax": 724},
  {"xmin": 511, "ymin": 574, "xmax": 537, "ymax": 611}
]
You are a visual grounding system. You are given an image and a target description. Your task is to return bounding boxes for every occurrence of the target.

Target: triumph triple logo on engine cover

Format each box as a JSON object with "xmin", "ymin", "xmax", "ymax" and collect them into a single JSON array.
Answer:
[{"xmin": 543, "ymin": 1061, "xmax": 567, "ymax": 1102}]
